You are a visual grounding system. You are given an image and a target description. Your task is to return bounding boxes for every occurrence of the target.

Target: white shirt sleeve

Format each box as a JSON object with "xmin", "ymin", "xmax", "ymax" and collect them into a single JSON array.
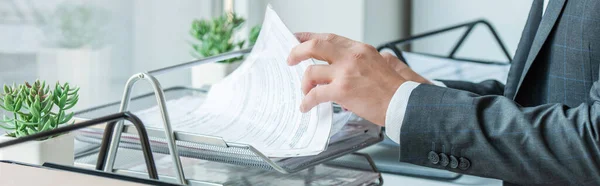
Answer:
[
  {"xmin": 385, "ymin": 80, "xmax": 446, "ymax": 144},
  {"xmin": 543, "ymin": 0, "xmax": 549, "ymax": 15},
  {"xmin": 378, "ymin": 49, "xmax": 449, "ymax": 144},
  {"xmin": 430, "ymin": 80, "xmax": 447, "ymax": 87},
  {"xmin": 385, "ymin": 81, "xmax": 420, "ymax": 144}
]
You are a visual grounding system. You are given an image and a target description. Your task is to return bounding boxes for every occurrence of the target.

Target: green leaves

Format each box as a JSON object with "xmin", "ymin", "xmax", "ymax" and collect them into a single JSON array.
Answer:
[
  {"xmin": 59, "ymin": 94, "xmax": 67, "ymax": 108},
  {"xmin": 3, "ymin": 85, "xmax": 10, "ymax": 94},
  {"xmin": 0, "ymin": 116, "xmax": 15, "ymax": 130},
  {"xmin": 3, "ymin": 94, "xmax": 14, "ymax": 111},
  {"xmin": 0, "ymin": 80, "xmax": 79, "ymax": 138},
  {"xmin": 189, "ymin": 13, "xmax": 260, "ymax": 63},
  {"xmin": 249, "ymin": 25, "xmax": 261, "ymax": 46},
  {"xmin": 53, "ymin": 82, "xmax": 79, "ymax": 110},
  {"xmin": 40, "ymin": 119, "xmax": 54, "ymax": 132},
  {"xmin": 58, "ymin": 111, "xmax": 74, "ymax": 124}
]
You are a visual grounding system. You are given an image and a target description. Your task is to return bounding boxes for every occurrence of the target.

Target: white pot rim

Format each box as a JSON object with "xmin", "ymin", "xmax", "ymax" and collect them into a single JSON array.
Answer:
[{"xmin": 0, "ymin": 133, "xmax": 71, "ymax": 144}]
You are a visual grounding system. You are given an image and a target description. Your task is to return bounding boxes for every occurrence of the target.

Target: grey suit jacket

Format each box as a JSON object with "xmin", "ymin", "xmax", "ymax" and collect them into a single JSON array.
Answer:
[{"xmin": 399, "ymin": 0, "xmax": 600, "ymax": 185}]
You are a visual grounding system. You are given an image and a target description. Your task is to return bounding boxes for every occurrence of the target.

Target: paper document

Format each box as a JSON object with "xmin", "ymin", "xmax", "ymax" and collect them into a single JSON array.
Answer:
[{"xmin": 135, "ymin": 5, "xmax": 333, "ymax": 157}]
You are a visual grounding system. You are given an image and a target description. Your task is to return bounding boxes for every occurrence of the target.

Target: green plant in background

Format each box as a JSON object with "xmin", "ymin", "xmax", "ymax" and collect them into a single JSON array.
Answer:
[
  {"xmin": 40, "ymin": 2, "xmax": 110, "ymax": 49},
  {"xmin": 0, "ymin": 80, "xmax": 79, "ymax": 138},
  {"xmin": 248, "ymin": 25, "xmax": 261, "ymax": 46},
  {"xmin": 189, "ymin": 13, "xmax": 262, "ymax": 63}
]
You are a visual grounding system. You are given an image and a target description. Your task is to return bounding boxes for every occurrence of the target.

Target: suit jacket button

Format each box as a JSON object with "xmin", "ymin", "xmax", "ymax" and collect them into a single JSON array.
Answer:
[
  {"xmin": 428, "ymin": 151, "xmax": 440, "ymax": 164},
  {"xmin": 449, "ymin": 155, "xmax": 459, "ymax": 169},
  {"xmin": 439, "ymin": 153, "xmax": 449, "ymax": 167},
  {"xmin": 459, "ymin": 157, "xmax": 471, "ymax": 170}
]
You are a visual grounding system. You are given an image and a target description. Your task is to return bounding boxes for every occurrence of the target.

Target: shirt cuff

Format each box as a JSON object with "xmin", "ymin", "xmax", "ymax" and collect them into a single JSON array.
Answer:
[
  {"xmin": 385, "ymin": 81, "xmax": 420, "ymax": 144},
  {"xmin": 430, "ymin": 80, "xmax": 447, "ymax": 87}
]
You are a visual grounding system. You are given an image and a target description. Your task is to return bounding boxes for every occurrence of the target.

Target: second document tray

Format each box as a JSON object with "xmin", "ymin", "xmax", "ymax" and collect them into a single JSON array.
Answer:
[{"xmin": 75, "ymin": 87, "xmax": 383, "ymax": 174}]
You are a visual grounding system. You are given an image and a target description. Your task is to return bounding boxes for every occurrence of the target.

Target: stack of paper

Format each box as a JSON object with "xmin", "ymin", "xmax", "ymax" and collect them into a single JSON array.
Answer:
[{"xmin": 135, "ymin": 5, "xmax": 338, "ymax": 157}]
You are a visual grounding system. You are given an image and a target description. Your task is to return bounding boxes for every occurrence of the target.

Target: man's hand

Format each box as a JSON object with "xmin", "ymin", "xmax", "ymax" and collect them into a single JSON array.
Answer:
[
  {"xmin": 287, "ymin": 32, "xmax": 405, "ymax": 126},
  {"xmin": 380, "ymin": 52, "xmax": 432, "ymax": 85}
]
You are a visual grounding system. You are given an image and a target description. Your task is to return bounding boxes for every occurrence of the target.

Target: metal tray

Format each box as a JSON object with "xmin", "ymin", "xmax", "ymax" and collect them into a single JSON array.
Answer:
[{"xmin": 75, "ymin": 86, "xmax": 382, "ymax": 184}]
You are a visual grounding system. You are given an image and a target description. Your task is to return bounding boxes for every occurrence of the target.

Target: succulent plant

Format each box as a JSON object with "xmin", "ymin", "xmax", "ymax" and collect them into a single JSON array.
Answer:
[
  {"xmin": 0, "ymin": 80, "xmax": 79, "ymax": 138},
  {"xmin": 189, "ymin": 13, "xmax": 261, "ymax": 63}
]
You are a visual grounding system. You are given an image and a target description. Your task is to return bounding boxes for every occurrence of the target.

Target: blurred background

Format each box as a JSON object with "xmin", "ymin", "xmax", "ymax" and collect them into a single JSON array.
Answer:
[{"xmin": 0, "ymin": 0, "xmax": 531, "ymax": 111}]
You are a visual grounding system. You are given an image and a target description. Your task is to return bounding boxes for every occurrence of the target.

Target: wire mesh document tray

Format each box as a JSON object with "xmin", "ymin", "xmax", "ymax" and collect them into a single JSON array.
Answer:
[
  {"xmin": 74, "ymin": 140, "xmax": 383, "ymax": 186},
  {"xmin": 74, "ymin": 49, "xmax": 383, "ymax": 185},
  {"xmin": 75, "ymin": 87, "xmax": 382, "ymax": 173}
]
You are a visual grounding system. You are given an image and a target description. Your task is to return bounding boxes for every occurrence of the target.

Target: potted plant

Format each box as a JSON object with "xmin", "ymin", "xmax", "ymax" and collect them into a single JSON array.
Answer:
[
  {"xmin": 0, "ymin": 80, "xmax": 79, "ymax": 166},
  {"xmin": 36, "ymin": 2, "xmax": 110, "ymax": 109},
  {"xmin": 189, "ymin": 13, "xmax": 261, "ymax": 87}
]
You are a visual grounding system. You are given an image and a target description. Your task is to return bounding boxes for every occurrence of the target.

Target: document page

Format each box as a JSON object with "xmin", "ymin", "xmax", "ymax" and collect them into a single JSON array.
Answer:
[{"xmin": 135, "ymin": 5, "xmax": 333, "ymax": 157}]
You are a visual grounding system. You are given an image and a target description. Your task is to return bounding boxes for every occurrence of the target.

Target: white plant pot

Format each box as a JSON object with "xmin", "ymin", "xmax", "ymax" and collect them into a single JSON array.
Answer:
[
  {"xmin": 191, "ymin": 61, "xmax": 242, "ymax": 88},
  {"xmin": 37, "ymin": 47, "xmax": 112, "ymax": 110},
  {"xmin": 0, "ymin": 133, "xmax": 74, "ymax": 166}
]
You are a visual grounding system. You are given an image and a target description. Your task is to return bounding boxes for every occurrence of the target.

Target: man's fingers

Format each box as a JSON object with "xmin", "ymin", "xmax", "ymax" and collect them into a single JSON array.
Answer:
[
  {"xmin": 302, "ymin": 65, "xmax": 334, "ymax": 95},
  {"xmin": 294, "ymin": 32, "xmax": 339, "ymax": 43},
  {"xmin": 287, "ymin": 39, "xmax": 343, "ymax": 65},
  {"xmin": 294, "ymin": 32, "xmax": 315, "ymax": 42},
  {"xmin": 300, "ymin": 85, "xmax": 335, "ymax": 113},
  {"xmin": 289, "ymin": 32, "xmax": 357, "ymax": 66}
]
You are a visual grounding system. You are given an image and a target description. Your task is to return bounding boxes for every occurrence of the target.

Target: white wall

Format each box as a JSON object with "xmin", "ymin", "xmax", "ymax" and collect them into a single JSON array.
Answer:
[
  {"xmin": 411, "ymin": 0, "xmax": 532, "ymax": 62},
  {"xmin": 132, "ymin": 0, "xmax": 216, "ymax": 88},
  {"xmin": 239, "ymin": 0, "xmax": 409, "ymax": 46},
  {"xmin": 364, "ymin": 0, "xmax": 410, "ymax": 47},
  {"xmin": 92, "ymin": 0, "xmax": 133, "ymax": 79}
]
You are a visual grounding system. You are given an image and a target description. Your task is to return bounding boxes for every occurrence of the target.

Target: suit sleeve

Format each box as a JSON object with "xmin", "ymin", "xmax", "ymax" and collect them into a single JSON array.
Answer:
[
  {"xmin": 437, "ymin": 79, "xmax": 505, "ymax": 96},
  {"xmin": 399, "ymin": 81, "xmax": 600, "ymax": 185}
]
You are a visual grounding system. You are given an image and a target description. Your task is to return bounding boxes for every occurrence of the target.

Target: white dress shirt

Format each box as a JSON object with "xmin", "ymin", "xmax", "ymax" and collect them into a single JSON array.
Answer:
[{"xmin": 384, "ymin": 0, "xmax": 549, "ymax": 144}]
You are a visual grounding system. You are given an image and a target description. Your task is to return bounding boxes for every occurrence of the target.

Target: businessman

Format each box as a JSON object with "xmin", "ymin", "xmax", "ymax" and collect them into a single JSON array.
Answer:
[{"xmin": 287, "ymin": 0, "xmax": 599, "ymax": 185}]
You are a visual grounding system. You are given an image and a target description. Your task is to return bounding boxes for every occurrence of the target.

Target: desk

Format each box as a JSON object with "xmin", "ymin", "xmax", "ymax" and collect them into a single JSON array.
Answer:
[
  {"xmin": 383, "ymin": 173, "xmax": 502, "ymax": 186},
  {"xmin": 0, "ymin": 162, "xmax": 147, "ymax": 186}
]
